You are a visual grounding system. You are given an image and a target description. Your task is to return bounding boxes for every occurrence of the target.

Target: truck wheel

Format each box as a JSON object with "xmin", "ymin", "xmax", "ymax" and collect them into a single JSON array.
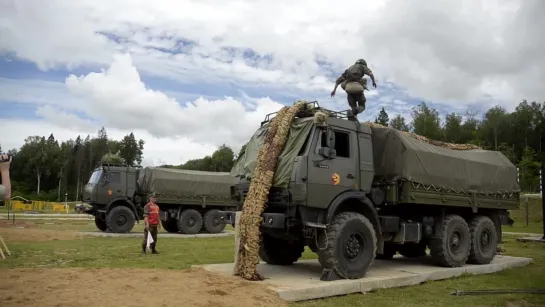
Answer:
[
  {"xmin": 398, "ymin": 241, "xmax": 427, "ymax": 258},
  {"xmin": 376, "ymin": 242, "xmax": 397, "ymax": 259},
  {"xmin": 94, "ymin": 215, "xmax": 107, "ymax": 232},
  {"xmin": 259, "ymin": 234, "xmax": 304, "ymax": 265},
  {"xmin": 317, "ymin": 212, "xmax": 377, "ymax": 279},
  {"xmin": 177, "ymin": 209, "xmax": 203, "ymax": 234},
  {"xmin": 429, "ymin": 214, "xmax": 470, "ymax": 267},
  {"xmin": 468, "ymin": 216, "xmax": 497, "ymax": 264},
  {"xmin": 161, "ymin": 219, "xmax": 179, "ymax": 233},
  {"xmin": 105, "ymin": 206, "xmax": 136, "ymax": 233},
  {"xmin": 203, "ymin": 209, "xmax": 226, "ymax": 234}
]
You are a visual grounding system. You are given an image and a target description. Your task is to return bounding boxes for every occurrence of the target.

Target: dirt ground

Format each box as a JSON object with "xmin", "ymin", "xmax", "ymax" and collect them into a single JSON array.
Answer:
[
  {"xmin": 0, "ymin": 221, "xmax": 83, "ymax": 242},
  {"xmin": 0, "ymin": 267, "xmax": 286, "ymax": 307}
]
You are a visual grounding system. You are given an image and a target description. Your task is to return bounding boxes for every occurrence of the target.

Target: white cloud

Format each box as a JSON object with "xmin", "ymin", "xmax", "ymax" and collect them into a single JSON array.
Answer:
[
  {"xmin": 1, "ymin": 0, "xmax": 543, "ymax": 109},
  {"xmin": 1, "ymin": 54, "xmax": 285, "ymax": 166},
  {"xmin": 63, "ymin": 53, "xmax": 283, "ymax": 146}
]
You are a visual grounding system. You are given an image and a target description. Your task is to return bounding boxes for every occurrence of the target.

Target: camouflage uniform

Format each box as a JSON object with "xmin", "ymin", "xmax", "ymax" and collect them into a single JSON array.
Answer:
[
  {"xmin": 142, "ymin": 191, "xmax": 160, "ymax": 255},
  {"xmin": 334, "ymin": 60, "xmax": 373, "ymax": 116}
]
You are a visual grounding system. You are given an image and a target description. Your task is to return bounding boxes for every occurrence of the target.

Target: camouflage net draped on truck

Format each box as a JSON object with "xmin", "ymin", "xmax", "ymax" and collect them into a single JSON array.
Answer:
[
  {"xmin": 365, "ymin": 122, "xmax": 481, "ymax": 151},
  {"xmin": 236, "ymin": 101, "xmax": 309, "ymax": 281}
]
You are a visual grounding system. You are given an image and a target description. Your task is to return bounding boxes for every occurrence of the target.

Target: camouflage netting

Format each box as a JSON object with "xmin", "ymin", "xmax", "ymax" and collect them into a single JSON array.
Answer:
[
  {"xmin": 236, "ymin": 100, "xmax": 309, "ymax": 281},
  {"xmin": 364, "ymin": 122, "xmax": 482, "ymax": 150}
]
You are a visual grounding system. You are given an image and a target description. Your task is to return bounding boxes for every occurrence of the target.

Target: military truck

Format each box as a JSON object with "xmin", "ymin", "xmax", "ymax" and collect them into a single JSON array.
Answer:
[
  {"xmin": 220, "ymin": 102, "xmax": 520, "ymax": 281},
  {"xmin": 82, "ymin": 162, "xmax": 238, "ymax": 234}
]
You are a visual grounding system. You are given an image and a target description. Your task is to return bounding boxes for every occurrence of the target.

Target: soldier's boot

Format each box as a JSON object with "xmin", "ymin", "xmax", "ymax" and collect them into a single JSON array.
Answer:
[{"xmin": 151, "ymin": 243, "xmax": 159, "ymax": 254}]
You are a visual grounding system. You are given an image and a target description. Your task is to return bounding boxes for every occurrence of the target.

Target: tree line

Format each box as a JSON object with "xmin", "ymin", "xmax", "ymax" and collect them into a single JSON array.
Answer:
[
  {"xmin": 1, "ymin": 99, "xmax": 543, "ymax": 202},
  {"xmin": 0, "ymin": 128, "xmax": 145, "ymax": 202}
]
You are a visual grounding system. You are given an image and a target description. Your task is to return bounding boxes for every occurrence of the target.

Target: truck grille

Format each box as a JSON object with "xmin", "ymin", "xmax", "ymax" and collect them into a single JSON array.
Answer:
[{"xmin": 233, "ymin": 184, "xmax": 290, "ymax": 207}]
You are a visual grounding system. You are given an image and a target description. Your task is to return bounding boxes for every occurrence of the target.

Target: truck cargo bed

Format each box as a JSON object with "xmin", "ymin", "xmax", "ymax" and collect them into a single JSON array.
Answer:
[
  {"xmin": 137, "ymin": 167, "xmax": 238, "ymax": 206},
  {"xmin": 369, "ymin": 125, "xmax": 520, "ymax": 209}
]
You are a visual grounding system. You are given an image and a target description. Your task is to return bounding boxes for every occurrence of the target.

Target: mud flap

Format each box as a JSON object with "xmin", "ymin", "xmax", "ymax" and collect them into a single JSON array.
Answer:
[{"xmin": 320, "ymin": 269, "xmax": 344, "ymax": 281}]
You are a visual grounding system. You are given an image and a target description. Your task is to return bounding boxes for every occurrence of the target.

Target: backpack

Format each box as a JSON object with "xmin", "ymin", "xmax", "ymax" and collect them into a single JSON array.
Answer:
[{"xmin": 345, "ymin": 64, "xmax": 364, "ymax": 81}]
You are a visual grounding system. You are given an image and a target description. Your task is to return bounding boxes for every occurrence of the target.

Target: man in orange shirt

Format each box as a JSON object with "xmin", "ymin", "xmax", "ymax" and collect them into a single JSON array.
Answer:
[{"xmin": 141, "ymin": 191, "xmax": 161, "ymax": 255}]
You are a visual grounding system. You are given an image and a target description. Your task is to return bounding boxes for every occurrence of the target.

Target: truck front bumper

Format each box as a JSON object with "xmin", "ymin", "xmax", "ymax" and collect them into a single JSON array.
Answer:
[{"xmin": 218, "ymin": 210, "xmax": 286, "ymax": 229}]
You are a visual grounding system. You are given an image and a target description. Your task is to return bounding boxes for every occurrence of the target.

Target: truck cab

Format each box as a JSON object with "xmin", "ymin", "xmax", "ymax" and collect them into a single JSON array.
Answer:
[{"xmin": 83, "ymin": 162, "xmax": 142, "ymax": 233}]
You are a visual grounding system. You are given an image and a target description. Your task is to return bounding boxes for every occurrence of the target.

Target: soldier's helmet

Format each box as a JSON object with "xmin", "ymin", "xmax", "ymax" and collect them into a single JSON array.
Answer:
[{"xmin": 355, "ymin": 59, "xmax": 367, "ymax": 66}]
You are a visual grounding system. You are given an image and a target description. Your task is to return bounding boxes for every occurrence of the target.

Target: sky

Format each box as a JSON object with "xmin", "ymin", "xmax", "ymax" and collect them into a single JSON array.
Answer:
[{"xmin": 0, "ymin": 0, "xmax": 544, "ymax": 166}]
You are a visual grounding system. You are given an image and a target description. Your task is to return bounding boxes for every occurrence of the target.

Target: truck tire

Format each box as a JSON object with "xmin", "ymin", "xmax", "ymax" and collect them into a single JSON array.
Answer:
[
  {"xmin": 203, "ymin": 209, "xmax": 226, "ymax": 234},
  {"xmin": 105, "ymin": 206, "xmax": 136, "ymax": 233},
  {"xmin": 161, "ymin": 219, "xmax": 179, "ymax": 233},
  {"xmin": 429, "ymin": 214, "xmax": 470, "ymax": 267},
  {"xmin": 94, "ymin": 215, "xmax": 107, "ymax": 232},
  {"xmin": 317, "ymin": 212, "xmax": 377, "ymax": 279},
  {"xmin": 259, "ymin": 234, "xmax": 304, "ymax": 265},
  {"xmin": 177, "ymin": 209, "xmax": 203, "ymax": 234},
  {"xmin": 398, "ymin": 241, "xmax": 427, "ymax": 258},
  {"xmin": 376, "ymin": 242, "xmax": 397, "ymax": 259},
  {"xmin": 467, "ymin": 216, "xmax": 497, "ymax": 264}
]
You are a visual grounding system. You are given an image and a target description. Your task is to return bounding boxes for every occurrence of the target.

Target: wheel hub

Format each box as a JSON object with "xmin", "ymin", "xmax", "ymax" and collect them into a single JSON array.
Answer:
[
  {"xmin": 449, "ymin": 230, "xmax": 462, "ymax": 254},
  {"xmin": 480, "ymin": 229, "xmax": 491, "ymax": 248},
  {"xmin": 188, "ymin": 217, "xmax": 195, "ymax": 227},
  {"xmin": 116, "ymin": 215, "xmax": 127, "ymax": 226},
  {"xmin": 345, "ymin": 233, "xmax": 364, "ymax": 259}
]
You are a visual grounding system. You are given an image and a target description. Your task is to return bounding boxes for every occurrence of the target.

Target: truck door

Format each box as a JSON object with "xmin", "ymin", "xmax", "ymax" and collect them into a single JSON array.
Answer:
[
  {"xmin": 306, "ymin": 126, "xmax": 358, "ymax": 209},
  {"xmin": 96, "ymin": 171, "xmax": 123, "ymax": 205}
]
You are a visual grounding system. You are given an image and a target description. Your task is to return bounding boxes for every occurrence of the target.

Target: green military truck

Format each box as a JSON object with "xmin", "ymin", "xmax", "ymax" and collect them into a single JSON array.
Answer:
[
  {"xmin": 220, "ymin": 102, "xmax": 520, "ymax": 281},
  {"xmin": 82, "ymin": 162, "xmax": 238, "ymax": 234}
]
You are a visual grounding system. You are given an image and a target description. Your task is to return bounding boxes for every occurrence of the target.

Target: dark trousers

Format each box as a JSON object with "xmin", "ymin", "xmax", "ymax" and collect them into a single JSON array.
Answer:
[
  {"xmin": 142, "ymin": 225, "xmax": 158, "ymax": 251},
  {"xmin": 347, "ymin": 92, "xmax": 366, "ymax": 115}
]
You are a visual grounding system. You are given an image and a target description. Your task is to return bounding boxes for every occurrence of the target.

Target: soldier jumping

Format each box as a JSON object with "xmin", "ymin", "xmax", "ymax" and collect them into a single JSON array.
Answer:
[{"xmin": 330, "ymin": 59, "xmax": 377, "ymax": 118}]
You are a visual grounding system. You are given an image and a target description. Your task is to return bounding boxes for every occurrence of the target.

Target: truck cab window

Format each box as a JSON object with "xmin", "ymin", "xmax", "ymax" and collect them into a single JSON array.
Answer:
[
  {"xmin": 333, "ymin": 131, "xmax": 350, "ymax": 158},
  {"xmin": 109, "ymin": 172, "xmax": 121, "ymax": 184},
  {"xmin": 317, "ymin": 129, "xmax": 350, "ymax": 158}
]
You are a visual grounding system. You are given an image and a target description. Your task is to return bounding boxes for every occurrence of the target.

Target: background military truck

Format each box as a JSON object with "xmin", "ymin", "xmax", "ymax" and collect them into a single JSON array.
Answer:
[
  {"xmin": 83, "ymin": 162, "xmax": 238, "ymax": 234},
  {"xmin": 220, "ymin": 102, "xmax": 519, "ymax": 281}
]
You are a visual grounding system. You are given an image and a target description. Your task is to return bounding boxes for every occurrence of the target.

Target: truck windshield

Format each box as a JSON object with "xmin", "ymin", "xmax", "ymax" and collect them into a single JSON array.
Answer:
[{"xmin": 88, "ymin": 169, "xmax": 103, "ymax": 185}]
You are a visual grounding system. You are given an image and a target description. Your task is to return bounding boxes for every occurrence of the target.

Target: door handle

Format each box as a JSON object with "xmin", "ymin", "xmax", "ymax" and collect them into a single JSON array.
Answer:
[{"xmin": 347, "ymin": 173, "xmax": 355, "ymax": 179}]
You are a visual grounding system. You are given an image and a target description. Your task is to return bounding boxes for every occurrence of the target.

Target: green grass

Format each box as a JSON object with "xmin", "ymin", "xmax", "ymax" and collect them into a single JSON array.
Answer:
[
  {"xmin": 0, "ymin": 234, "xmax": 317, "ymax": 270},
  {"xmin": 506, "ymin": 198, "xmax": 544, "ymax": 234},
  {"xmin": 1, "ymin": 231, "xmax": 544, "ymax": 306}
]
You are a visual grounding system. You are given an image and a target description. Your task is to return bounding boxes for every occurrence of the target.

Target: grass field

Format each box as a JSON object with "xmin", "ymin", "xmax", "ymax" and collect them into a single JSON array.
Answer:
[
  {"xmin": 1, "ymin": 221, "xmax": 545, "ymax": 306},
  {"xmin": 0, "ymin": 198, "xmax": 544, "ymax": 306},
  {"xmin": 505, "ymin": 198, "xmax": 544, "ymax": 234}
]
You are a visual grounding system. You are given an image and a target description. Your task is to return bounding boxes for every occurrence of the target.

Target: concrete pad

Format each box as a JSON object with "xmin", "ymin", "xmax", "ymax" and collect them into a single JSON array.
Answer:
[
  {"xmin": 504, "ymin": 232, "xmax": 543, "ymax": 237},
  {"xmin": 79, "ymin": 230, "xmax": 234, "ymax": 239},
  {"xmin": 195, "ymin": 255, "xmax": 532, "ymax": 302},
  {"xmin": 516, "ymin": 236, "xmax": 545, "ymax": 243}
]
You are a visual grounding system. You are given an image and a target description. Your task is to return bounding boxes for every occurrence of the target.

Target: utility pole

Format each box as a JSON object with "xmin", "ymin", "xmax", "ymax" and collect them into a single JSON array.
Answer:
[{"xmin": 539, "ymin": 162, "xmax": 545, "ymax": 241}]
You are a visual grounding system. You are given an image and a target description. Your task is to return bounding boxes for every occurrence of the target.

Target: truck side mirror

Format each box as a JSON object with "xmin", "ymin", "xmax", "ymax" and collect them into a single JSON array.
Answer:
[
  {"xmin": 325, "ymin": 127, "xmax": 335, "ymax": 149},
  {"xmin": 318, "ymin": 127, "xmax": 336, "ymax": 159}
]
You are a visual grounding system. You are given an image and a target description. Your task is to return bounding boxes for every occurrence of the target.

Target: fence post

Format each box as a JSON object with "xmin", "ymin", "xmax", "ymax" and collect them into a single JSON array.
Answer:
[
  {"xmin": 525, "ymin": 196, "xmax": 529, "ymax": 226},
  {"xmin": 541, "ymin": 165, "xmax": 544, "ymax": 240}
]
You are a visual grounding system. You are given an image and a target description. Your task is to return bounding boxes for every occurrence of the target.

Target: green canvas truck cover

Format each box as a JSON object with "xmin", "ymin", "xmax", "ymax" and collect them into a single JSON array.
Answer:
[
  {"xmin": 230, "ymin": 117, "xmax": 314, "ymax": 187},
  {"xmin": 137, "ymin": 167, "xmax": 237, "ymax": 199},
  {"xmin": 369, "ymin": 125, "xmax": 520, "ymax": 194}
]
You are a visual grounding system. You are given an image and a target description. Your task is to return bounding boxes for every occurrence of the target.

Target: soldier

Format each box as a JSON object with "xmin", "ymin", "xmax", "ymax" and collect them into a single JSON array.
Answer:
[
  {"xmin": 141, "ymin": 191, "xmax": 161, "ymax": 255},
  {"xmin": 0, "ymin": 154, "xmax": 12, "ymax": 201},
  {"xmin": 331, "ymin": 59, "xmax": 377, "ymax": 118}
]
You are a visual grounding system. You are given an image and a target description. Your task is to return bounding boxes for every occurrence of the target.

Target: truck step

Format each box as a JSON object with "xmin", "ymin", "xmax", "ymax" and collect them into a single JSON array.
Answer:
[{"xmin": 303, "ymin": 222, "xmax": 327, "ymax": 229}]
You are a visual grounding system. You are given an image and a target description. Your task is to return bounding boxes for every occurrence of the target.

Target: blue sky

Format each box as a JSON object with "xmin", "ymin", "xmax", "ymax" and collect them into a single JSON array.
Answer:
[{"xmin": 0, "ymin": 0, "xmax": 542, "ymax": 166}]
